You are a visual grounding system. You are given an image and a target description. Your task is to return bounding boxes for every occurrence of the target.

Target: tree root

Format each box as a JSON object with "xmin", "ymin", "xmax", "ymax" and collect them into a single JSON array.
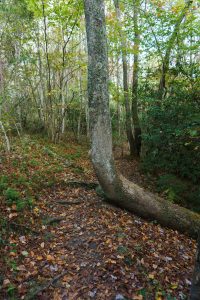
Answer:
[{"xmin": 42, "ymin": 216, "xmax": 66, "ymax": 225}]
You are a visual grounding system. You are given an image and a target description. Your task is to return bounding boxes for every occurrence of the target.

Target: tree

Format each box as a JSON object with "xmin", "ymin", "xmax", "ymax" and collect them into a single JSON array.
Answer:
[
  {"xmin": 114, "ymin": 0, "xmax": 136, "ymax": 157},
  {"xmin": 83, "ymin": 0, "xmax": 200, "ymax": 238},
  {"xmin": 132, "ymin": 0, "xmax": 141, "ymax": 156},
  {"xmin": 158, "ymin": 0, "xmax": 193, "ymax": 99},
  {"xmin": 190, "ymin": 233, "xmax": 200, "ymax": 299}
]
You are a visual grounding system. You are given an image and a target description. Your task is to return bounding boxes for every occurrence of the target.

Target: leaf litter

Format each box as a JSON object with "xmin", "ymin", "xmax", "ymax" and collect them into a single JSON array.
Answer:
[{"xmin": 0, "ymin": 135, "xmax": 196, "ymax": 299}]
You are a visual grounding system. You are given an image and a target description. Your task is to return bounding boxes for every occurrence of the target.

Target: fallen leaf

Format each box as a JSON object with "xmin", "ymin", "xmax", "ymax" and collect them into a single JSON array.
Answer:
[
  {"xmin": 171, "ymin": 283, "xmax": 178, "ymax": 289},
  {"xmin": 133, "ymin": 295, "xmax": 143, "ymax": 300},
  {"xmin": 3, "ymin": 279, "xmax": 10, "ymax": 287},
  {"xmin": 36, "ymin": 256, "xmax": 43, "ymax": 261},
  {"xmin": 17, "ymin": 265, "xmax": 26, "ymax": 271},
  {"xmin": 21, "ymin": 251, "xmax": 29, "ymax": 257},
  {"xmin": 9, "ymin": 213, "xmax": 18, "ymax": 219},
  {"xmin": 47, "ymin": 254, "xmax": 54, "ymax": 261}
]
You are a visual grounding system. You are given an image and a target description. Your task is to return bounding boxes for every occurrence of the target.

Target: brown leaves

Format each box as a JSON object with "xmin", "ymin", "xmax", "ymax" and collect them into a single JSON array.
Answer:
[{"xmin": 0, "ymin": 137, "xmax": 196, "ymax": 299}]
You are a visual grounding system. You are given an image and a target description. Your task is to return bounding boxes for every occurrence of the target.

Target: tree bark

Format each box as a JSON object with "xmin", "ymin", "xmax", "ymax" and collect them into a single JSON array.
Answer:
[
  {"xmin": 190, "ymin": 233, "xmax": 200, "ymax": 299},
  {"xmin": 158, "ymin": 0, "xmax": 193, "ymax": 99},
  {"xmin": 132, "ymin": 0, "xmax": 141, "ymax": 156},
  {"xmin": 83, "ymin": 0, "xmax": 200, "ymax": 238},
  {"xmin": 114, "ymin": 0, "xmax": 136, "ymax": 156},
  {"xmin": 0, "ymin": 121, "xmax": 11, "ymax": 152}
]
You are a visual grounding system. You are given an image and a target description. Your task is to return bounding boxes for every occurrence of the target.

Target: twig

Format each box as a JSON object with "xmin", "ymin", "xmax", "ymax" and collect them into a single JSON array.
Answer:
[{"xmin": 25, "ymin": 270, "xmax": 68, "ymax": 300}]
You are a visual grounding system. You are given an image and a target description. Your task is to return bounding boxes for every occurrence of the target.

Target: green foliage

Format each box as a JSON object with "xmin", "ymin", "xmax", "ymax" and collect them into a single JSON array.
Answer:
[
  {"xmin": 29, "ymin": 159, "xmax": 39, "ymax": 167},
  {"xmin": 0, "ymin": 175, "xmax": 9, "ymax": 192},
  {"xmin": 157, "ymin": 174, "xmax": 187, "ymax": 203},
  {"xmin": 73, "ymin": 166, "xmax": 84, "ymax": 174},
  {"xmin": 141, "ymin": 90, "xmax": 200, "ymax": 210},
  {"xmin": 4, "ymin": 188, "xmax": 20, "ymax": 203},
  {"xmin": 3, "ymin": 187, "xmax": 34, "ymax": 211},
  {"xmin": 43, "ymin": 146, "xmax": 56, "ymax": 157},
  {"xmin": 141, "ymin": 96, "xmax": 200, "ymax": 183},
  {"xmin": 64, "ymin": 151, "xmax": 81, "ymax": 160}
]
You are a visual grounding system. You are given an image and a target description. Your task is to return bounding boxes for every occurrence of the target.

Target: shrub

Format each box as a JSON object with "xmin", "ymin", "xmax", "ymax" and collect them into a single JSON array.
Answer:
[
  {"xmin": 4, "ymin": 188, "xmax": 20, "ymax": 203},
  {"xmin": 157, "ymin": 174, "xmax": 188, "ymax": 204},
  {"xmin": 0, "ymin": 176, "xmax": 9, "ymax": 192},
  {"xmin": 141, "ymin": 97, "xmax": 200, "ymax": 184},
  {"xmin": 140, "ymin": 92, "xmax": 200, "ymax": 210}
]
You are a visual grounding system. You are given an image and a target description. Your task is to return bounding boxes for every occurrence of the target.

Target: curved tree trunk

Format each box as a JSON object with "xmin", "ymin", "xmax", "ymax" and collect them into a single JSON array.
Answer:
[{"xmin": 83, "ymin": 0, "xmax": 200, "ymax": 238}]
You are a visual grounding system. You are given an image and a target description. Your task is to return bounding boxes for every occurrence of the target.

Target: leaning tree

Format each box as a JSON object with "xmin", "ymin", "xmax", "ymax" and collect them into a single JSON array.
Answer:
[{"xmin": 83, "ymin": 0, "xmax": 200, "ymax": 238}]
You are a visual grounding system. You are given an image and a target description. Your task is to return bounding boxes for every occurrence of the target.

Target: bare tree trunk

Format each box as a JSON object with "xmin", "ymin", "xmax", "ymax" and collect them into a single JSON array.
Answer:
[
  {"xmin": 41, "ymin": 0, "xmax": 54, "ymax": 140},
  {"xmin": 0, "ymin": 121, "xmax": 10, "ymax": 152},
  {"xmin": 114, "ymin": 0, "xmax": 136, "ymax": 156},
  {"xmin": 36, "ymin": 26, "xmax": 46, "ymax": 127},
  {"xmin": 132, "ymin": 0, "xmax": 141, "ymax": 156},
  {"xmin": 190, "ymin": 233, "xmax": 200, "ymax": 299},
  {"xmin": 84, "ymin": 0, "xmax": 200, "ymax": 238},
  {"xmin": 0, "ymin": 60, "xmax": 10, "ymax": 152},
  {"xmin": 158, "ymin": 0, "xmax": 193, "ymax": 99},
  {"xmin": 116, "ymin": 57, "xmax": 121, "ymax": 139}
]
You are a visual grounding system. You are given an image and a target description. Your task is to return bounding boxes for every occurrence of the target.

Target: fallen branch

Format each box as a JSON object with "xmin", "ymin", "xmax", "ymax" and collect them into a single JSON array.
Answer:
[
  {"xmin": 43, "ymin": 216, "xmax": 65, "ymax": 225},
  {"xmin": 25, "ymin": 270, "xmax": 68, "ymax": 300},
  {"xmin": 9, "ymin": 222, "xmax": 39, "ymax": 235}
]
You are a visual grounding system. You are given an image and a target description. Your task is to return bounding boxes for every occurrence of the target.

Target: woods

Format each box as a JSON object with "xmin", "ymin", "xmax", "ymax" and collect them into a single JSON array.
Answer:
[{"xmin": 0, "ymin": 0, "xmax": 200, "ymax": 299}]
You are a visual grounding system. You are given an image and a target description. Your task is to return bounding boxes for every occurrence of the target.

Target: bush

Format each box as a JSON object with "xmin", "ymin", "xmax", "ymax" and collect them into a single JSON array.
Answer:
[
  {"xmin": 141, "ymin": 97, "xmax": 200, "ymax": 184},
  {"xmin": 140, "ymin": 91, "xmax": 200, "ymax": 210},
  {"xmin": 157, "ymin": 174, "xmax": 188, "ymax": 204},
  {"xmin": 4, "ymin": 188, "xmax": 20, "ymax": 203},
  {"xmin": 4, "ymin": 188, "xmax": 35, "ymax": 211},
  {"xmin": 0, "ymin": 176, "xmax": 9, "ymax": 192}
]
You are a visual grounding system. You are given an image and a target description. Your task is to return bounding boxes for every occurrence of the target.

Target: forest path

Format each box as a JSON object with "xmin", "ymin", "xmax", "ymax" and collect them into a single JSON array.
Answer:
[{"xmin": 0, "ymin": 136, "xmax": 196, "ymax": 300}]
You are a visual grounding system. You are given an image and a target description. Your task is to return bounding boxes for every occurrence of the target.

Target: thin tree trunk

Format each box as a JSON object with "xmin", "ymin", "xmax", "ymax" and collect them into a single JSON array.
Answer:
[
  {"xmin": 84, "ymin": 0, "xmax": 200, "ymax": 239},
  {"xmin": 158, "ymin": 0, "xmax": 193, "ymax": 99},
  {"xmin": 0, "ymin": 121, "xmax": 10, "ymax": 152},
  {"xmin": 36, "ymin": 27, "xmax": 46, "ymax": 127},
  {"xmin": 116, "ymin": 57, "xmax": 121, "ymax": 139},
  {"xmin": 132, "ymin": 0, "xmax": 141, "ymax": 156},
  {"xmin": 190, "ymin": 233, "xmax": 200, "ymax": 299},
  {"xmin": 114, "ymin": 0, "xmax": 136, "ymax": 156},
  {"xmin": 41, "ymin": 0, "xmax": 54, "ymax": 139}
]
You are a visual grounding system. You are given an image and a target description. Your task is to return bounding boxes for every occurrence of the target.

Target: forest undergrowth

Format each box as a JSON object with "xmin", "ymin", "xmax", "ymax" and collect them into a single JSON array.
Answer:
[{"xmin": 0, "ymin": 135, "xmax": 196, "ymax": 300}]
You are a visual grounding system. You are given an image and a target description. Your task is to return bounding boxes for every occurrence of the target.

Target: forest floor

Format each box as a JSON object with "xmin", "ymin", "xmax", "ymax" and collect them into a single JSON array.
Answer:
[{"xmin": 0, "ymin": 135, "xmax": 196, "ymax": 300}]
